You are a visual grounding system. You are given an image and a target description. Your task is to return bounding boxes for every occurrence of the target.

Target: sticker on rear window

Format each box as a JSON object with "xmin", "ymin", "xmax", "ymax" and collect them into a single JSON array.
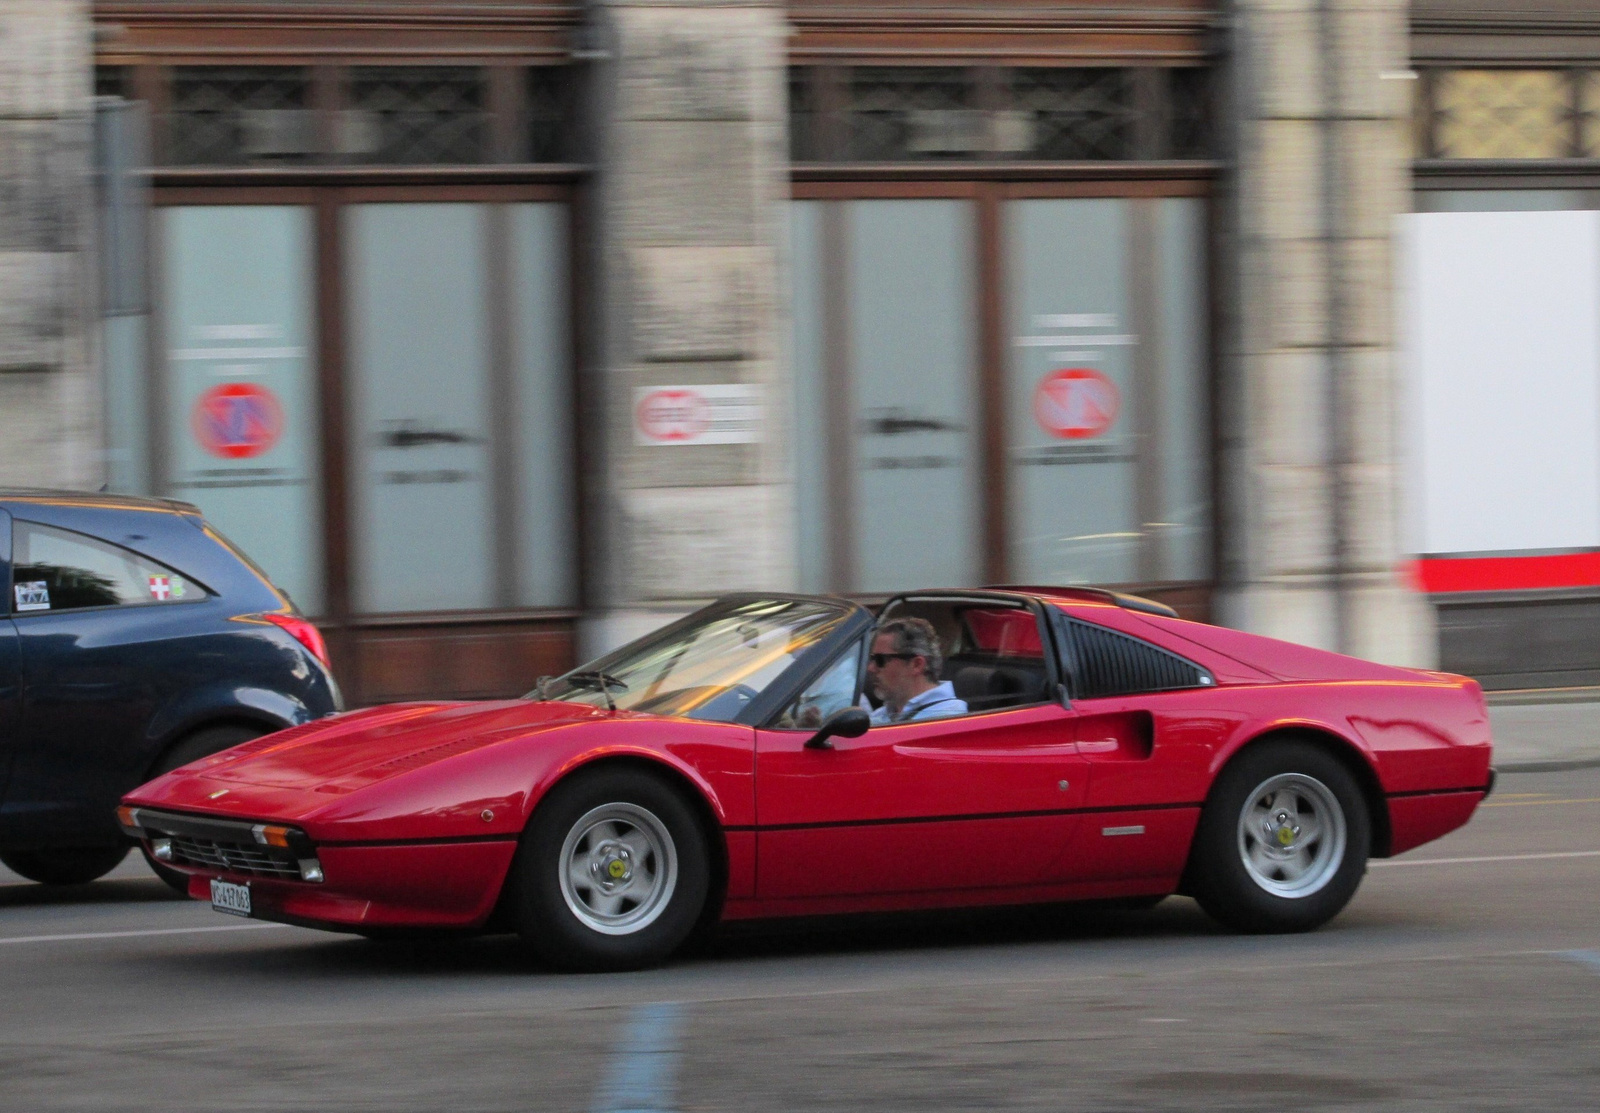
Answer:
[{"xmin": 13, "ymin": 582, "xmax": 50, "ymax": 612}]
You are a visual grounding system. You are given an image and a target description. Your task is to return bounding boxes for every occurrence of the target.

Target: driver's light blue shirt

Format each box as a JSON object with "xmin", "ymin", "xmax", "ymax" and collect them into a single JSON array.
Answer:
[{"xmin": 869, "ymin": 680, "xmax": 967, "ymax": 725}]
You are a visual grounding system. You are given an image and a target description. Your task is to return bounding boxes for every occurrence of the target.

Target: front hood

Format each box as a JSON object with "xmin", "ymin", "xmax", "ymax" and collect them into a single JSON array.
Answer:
[{"xmin": 181, "ymin": 699, "xmax": 614, "ymax": 795}]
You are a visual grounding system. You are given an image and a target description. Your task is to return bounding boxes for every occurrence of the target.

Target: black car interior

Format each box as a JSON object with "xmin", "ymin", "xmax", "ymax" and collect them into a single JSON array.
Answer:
[{"xmin": 876, "ymin": 597, "xmax": 1052, "ymax": 714}]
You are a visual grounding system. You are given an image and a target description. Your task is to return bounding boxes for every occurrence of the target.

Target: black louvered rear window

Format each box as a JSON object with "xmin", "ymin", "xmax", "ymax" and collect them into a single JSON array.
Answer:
[{"xmin": 1063, "ymin": 619, "xmax": 1211, "ymax": 700}]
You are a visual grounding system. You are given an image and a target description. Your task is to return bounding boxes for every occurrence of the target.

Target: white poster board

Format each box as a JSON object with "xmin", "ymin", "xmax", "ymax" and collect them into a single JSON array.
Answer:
[{"xmin": 1400, "ymin": 210, "xmax": 1600, "ymax": 556}]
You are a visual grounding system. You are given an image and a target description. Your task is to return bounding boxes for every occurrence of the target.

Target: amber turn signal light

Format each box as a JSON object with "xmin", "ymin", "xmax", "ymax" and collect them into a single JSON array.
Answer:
[{"xmin": 250, "ymin": 823, "xmax": 293, "ymax": 848}]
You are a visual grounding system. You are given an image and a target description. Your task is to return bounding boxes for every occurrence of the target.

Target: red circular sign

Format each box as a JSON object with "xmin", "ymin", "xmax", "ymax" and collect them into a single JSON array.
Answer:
[
  {"xmin": 1033, "ymin": 368, "xmax": 1120, "ymax": 440},
  {"xmin": 636, "ymin": 389, "xmax": 712, "ymax": 443},
  {"xmin": 192, "ymin": 382, "xmax": 285, "ymax": 459}
]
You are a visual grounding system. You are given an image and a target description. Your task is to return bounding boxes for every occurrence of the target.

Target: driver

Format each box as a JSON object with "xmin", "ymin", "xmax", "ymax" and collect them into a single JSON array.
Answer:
[{"xmin": 866, "ymin": 617, "xmax": 967, "ymax": 724}]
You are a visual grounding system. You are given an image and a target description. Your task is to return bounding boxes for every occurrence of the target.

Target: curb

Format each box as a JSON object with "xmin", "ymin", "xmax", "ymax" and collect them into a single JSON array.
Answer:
[
  {"xmin": 1495, "ymin": 756, "xmax": 1600, "ymax": 773},
  {"xmin": 1486, "ymin": 687, "xmax": 1600, "ymax": 706}
]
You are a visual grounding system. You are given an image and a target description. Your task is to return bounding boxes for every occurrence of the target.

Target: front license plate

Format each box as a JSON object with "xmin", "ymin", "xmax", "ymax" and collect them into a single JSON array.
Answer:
[{"xmin": 210, "ymin": 878, "xmax": 251, "ymax": 917}]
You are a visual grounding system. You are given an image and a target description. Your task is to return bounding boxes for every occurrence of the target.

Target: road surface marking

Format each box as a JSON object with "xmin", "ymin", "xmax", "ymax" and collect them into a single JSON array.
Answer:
[
  {"xmin": 590, "ymin": 1002, "xmax": 685, "ymax": 1113},
  {"xmin": 1371, "ymin": 850, "xmax": 1600, "ymax": 868},
  {"xmin": 0, "ymin": 923, "xmax": 290, "ymax": 946},
  {"xmin": 1561, "ymin": 950, "xmax": 1600, "ymax": 976}
]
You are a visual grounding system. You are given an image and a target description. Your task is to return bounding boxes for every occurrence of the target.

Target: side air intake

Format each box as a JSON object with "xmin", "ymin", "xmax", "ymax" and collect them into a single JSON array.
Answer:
[{"xmin": 1065, "ymin": 619, "xmax": 1211, "ymax": 700}]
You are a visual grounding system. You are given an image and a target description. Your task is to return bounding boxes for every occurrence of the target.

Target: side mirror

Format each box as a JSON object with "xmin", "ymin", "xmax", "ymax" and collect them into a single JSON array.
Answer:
[{"xmin": 804, "ymin": 707, "xmax": 871, "ymax": 749}]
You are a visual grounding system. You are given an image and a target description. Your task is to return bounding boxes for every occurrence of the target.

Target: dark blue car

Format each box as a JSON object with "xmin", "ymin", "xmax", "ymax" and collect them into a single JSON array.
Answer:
[{"xmin": 0, "ymin": 491, "xmax": 340, "ymax": 888}]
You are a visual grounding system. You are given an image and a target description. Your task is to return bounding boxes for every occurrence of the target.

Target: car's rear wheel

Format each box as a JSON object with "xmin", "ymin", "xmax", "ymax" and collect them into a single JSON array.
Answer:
[
  {"xmin": 142, "ymin": 723, "xmax": 267, "ymax": 894},
  {"xmin": 513, "ymin": 767, "xmax": 710, "ymax": 972},
  {"xmin": 1187, "ymin": 740, "xmax": 1370, "ymax": 933},
  {"xmin": 0, "ymin": 845, "xmax": 129, "ymax": 886}
]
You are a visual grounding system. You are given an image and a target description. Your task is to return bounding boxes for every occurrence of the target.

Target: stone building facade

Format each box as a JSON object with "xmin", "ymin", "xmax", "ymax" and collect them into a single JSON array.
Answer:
[
  {"xmin": 15, "ymin": 0, "xmax": 1593, "ymax": 701},
  {"xmin": 0, "ymin": 1, "xmax": 101, "ymax": 490}
]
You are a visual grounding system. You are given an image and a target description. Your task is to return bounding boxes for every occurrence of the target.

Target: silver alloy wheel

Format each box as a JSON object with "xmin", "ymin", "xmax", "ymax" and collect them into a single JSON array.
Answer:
[
  {"xmin": 1236, "ymin": 772, "xmax": 1348, "ymax": 898},
  {"xmin": 557, "ymin": 802, "xmax": 678, "ymax": 936}
]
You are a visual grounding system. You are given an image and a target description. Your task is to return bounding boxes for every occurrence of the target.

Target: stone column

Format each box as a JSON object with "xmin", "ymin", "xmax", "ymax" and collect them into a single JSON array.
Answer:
[
  {"xmin": 0, "ymin": 0, "xmax": 101, "ymax": 489},
  {"xmin": 1216, "ymin": 0, "xmax": 1435, "ymax": 666},
  {"xmin": 580, "ymin": 0, "xmax": 793, "ymax": 655}
]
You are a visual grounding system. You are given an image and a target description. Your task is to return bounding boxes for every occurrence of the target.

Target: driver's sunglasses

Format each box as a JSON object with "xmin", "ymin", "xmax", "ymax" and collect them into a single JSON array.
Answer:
[{"xmin": 869, "ymin": 652, "xmax": 917, "ymax": 668}]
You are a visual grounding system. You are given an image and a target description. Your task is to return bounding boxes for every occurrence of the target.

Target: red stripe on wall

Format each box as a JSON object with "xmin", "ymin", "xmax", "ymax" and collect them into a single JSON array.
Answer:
[{"xmin": 1410, "ymin": 553, "xmax": 1600, "ymax": 593}]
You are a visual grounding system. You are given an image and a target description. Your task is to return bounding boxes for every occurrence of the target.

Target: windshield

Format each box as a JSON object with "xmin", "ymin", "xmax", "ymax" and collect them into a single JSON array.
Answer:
[{"xmin": 532, "ymin": 598, "xmax": 854, "ymax": 722}]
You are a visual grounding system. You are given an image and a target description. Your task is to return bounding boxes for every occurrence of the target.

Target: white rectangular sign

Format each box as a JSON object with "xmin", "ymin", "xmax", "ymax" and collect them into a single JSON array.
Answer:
[
  {"xmin": 1400, "ymin": 209, "xmax": 1600, "ymax": 555},
  {"xmin": 633, "ymin": 383, "xmax": 762, "ymax": 446}
]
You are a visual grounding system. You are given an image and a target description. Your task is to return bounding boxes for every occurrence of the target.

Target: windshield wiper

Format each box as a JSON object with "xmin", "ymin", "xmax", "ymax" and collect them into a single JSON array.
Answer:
[{"xmin": 564, "ymin": 670, "xmax": 628, "ymax": 712}]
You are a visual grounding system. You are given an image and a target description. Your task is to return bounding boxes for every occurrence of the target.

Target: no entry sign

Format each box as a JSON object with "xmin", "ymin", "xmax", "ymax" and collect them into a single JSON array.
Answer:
[
  {"xmin": 192, "ymin": 382, "xmax": 285, "ymax": 459},
  {"xmin": 634, "ymin": 384, "xmax": 762, "ymax": 446},
  {"xmin": 1032, "ymin": 367, "xmax": 1120, "ymax": 440},
  {"xmin": 636, "ymin": 389, "xmax": 713, "ymax": 443}
]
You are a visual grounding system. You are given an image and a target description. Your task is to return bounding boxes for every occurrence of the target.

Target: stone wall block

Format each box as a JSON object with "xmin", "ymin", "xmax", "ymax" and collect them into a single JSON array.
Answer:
[
  {"xmin": 1342, "ymin": 461, "xmax": 1402, "ymax": 571},
  {"xmin": 627, "ymin": 244, "xmax": 772, "ymax": 362},
  {"xmin": 616, "ymin": 358, "xmax": 769, "ymax": 489},
  {"xmin": 1214, "ymin": 578, "xmax": 1340, "ymax": 654},
  {"xmin": 1334, "ymin": 4, "xmax": 1411, "ymax": 118},
  {"xmin": 609, "ymin": 119, "xmax": 764, "ymax": 245},
  {"xmin": 615, "ymin": 7, "xmax": 784, "ymax": 123},
  {"xmin": 1340, "ymin": 237, "xmax": 1392, "ymax": 347},
  {"xmin": 1340, "ymin": 120, "xmax": 1408, "ymax": 240},
  {"xmin": 0, "ymin": 371, "xmax": 56, "ymax": 482},
  {"xmin": 0, "ymin": 1, "xmax": 89, "ymax": 117},
  {"xmin": 1262, "ymin": 239, "xmax": 1329, "ymax": 348},
  {"xmin": 622, "ymin": 484, "xmax": 787, "ymax": 600},
  {"xmin": 0, "ymin": 250, "xmax": 67, "ymax": 370},
  {"xmin": 1252, "ymin": 120, "xmax": 1322, "ymax": 240},
  {"xmin": 1347, "ymin": 577, "xmax": 1438, "ymax": 668},
  {"xmin": 1252, "ymin": 350, "xmax": 1329, "ymax": 468},
  {"xmin": 1343, "ymin": 347, "xmax": 1397, "ymax": 466},
  {"xmin": 1257, "ymin": 464, "xmax": 1336, "ymax": 576},
  {"xmin": 1249, "ymin": 8, "xmax": 1323, "ymax": 119}
]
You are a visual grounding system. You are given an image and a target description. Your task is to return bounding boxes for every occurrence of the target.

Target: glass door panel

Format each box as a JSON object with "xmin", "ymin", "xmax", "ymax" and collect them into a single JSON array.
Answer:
[
  {"xmin": 1005, "ymin": 198, "xmax": 1137, "ymax": 585},
  {"xmin": 346, "ymin": 203, "xmax": 493, "ymax": 613},
  {"xmin": 850, "ymin": 199, "xmax": 980, "ymax": 591},
  {"xmin": 162, "ymin": 205, "xmax": 324, "ymax": 614}
]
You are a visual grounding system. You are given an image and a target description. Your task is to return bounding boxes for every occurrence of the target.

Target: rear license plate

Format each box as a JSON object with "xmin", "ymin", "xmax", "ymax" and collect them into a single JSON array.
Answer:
[{"xmin": 210, "ymin": 879, "xmax": 251, "ymax": 917}]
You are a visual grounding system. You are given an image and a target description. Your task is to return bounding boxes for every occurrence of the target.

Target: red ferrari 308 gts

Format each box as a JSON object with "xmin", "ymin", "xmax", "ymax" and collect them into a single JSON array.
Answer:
[{"xmin": 119, "ymin": 589, "xmax": 1494, "ymax": 970}]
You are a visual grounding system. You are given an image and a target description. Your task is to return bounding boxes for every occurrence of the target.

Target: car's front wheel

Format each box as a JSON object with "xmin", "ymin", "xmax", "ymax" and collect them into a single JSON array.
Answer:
[
  {"xmin": 0, "ymin": 845, "xmax": 129, "ymax": 886},
  {"xmin": 1187, "ymin": 739, "xmax": 1371, "ymax": 933},
  {"xmin": 513, "ymin": 767, "xmax": 710, "ymax": 971}
]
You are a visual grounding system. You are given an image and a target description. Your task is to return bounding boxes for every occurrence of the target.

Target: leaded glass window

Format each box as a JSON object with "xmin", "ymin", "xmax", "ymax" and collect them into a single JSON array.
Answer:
[
  {"xmin": 527, "ymin": 67, "xmax": 570, "ymax": 163},
  {"xmin": 1013, "ymin": 69, "xmax": 1135, "ymax": 160},
  {"xmin": 1583, "ymin": 72, "xmax": 1600, "ymax": 158},
  {"xmin": 166, "ymin": 67, "xmax": 312, "ymax": 166},
  {"xmin": 848, "ymin": 67, "xmax": 974, "ymax": 161},
  {"xmin": 1432, "ymin": 70, "xmax": 1572, "ymax": 159},
  {"xmin": 347, "ymin": 67, "xmax": 487, "ymax": 165},
  {"xmin": 95, "ymin": 67, "xmax": 127, "ymax": 100},
  {"xmin": 789, "ymin": 67, "xmax": 816, "ymax": 162},
  {"xmin": 1169, "ymin": 67, "xmax": 1210, "ymax": 159},
  {"xmin": 788, "ymin": 66, "xmax": 1208, "ymax": 163}
]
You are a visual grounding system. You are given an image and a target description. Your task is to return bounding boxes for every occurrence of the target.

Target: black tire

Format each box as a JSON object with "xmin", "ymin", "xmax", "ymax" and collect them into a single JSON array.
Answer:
[
  {"xmin": 512, "ymin": 766, "xmax": 711, "ymax": 972},
  {"xmin": 0, "ymin": 845, "xmax": 129, "ymax": 886},
  {"xmin": 1186, "ymin": 739, "xmax": 1371, "ymax": 934},
  {"xmin": 142, "ymin": 723, "xmax": 267, "ymax": 894}
]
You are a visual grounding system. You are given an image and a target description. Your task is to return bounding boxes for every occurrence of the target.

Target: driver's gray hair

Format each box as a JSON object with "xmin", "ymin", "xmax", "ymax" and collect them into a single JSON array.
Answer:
[{"xmin": 874, "ymin": 616, "xmax": 943, "ymax": 682}]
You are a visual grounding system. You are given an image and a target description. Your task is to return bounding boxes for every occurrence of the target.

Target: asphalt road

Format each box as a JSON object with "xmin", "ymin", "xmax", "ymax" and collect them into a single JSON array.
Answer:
[{"xmin": 2, "ymin": 767, "xmax": 1597, "ymax": 1112}]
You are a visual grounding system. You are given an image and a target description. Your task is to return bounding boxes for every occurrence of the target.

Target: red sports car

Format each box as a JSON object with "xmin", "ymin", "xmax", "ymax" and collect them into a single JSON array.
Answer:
[{"xmin": 119, "ymin": 589, "xmax": 1494, "ymax": 970}]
